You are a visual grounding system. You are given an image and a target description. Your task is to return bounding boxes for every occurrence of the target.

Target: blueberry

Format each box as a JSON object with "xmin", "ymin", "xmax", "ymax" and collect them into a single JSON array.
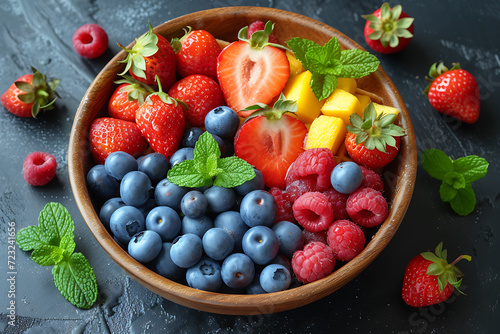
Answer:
[
  {"xmin": 180, "ymin": 190, "xmax": 208, "ymax": 218},
  {"xmin": 210, "ymin": 133, "xmax": 226, "ymax": 156},
  {"xmin": 86, "ymin": 164, "xmax": 119, "ymax": 200},
  {"xmin": 105, "ymin": 151, "xmax": 138, "ymax": 180},
  {"xmin": 204, "ymin": 106, "xmax": 240, "ymax": 139},
  {"xmin": 240, "ymin": 190, "xmax": 277, "ymax": 227},
  {"xmin": 203, "ymin": 186, "xmax": 236, "ymax": 213},
  {"xmin": 221, "ymin": 253, "xmax": 255, "ymax": 289},
  {"xmin": 170, "ymin": 147, "xmax": 194, "ymax": 167},
  {"xmin": 259, "ymin": 264, "xmax": 291, "ymax": 293},
  {"xmin": 234, "ymin": 168, "xmax": 265, "ymax": 196},
  {"xmin": 213, "ymin": 211, "xmax": 248, "ymax": 252},
  {"xmin": 110, "ymin": 206, "xmax": 145, "ymax": 245},
  {"xmin": 242, "ymin": 226, "xmax": 280, "ymax": 265},
  {"xmin": 145, "ymin": 206, "xmax": 182, "ymax": 242},
  {"xmin": 151, "ymin": 242, "xmax": 185, "ymax": 281},
  {"xmin": 128, "ymin": 230, "xmax": 163, "ymax": 263},
  {"xmin": 181, "ymin": 215, "xmax": 213, "ymax": 238},
  {"xmin": 186, "ymin": 257, "xmax": 222, "ymax": 292},
  {"xmin": 170, "ymin": 233, "xmax": 203, "ymax": 268},
  {"xmin": 120, "ymin": 171, "xmax": 153, "ymax": 207},
  {"xmin": 99, "ymin": 197, "xmax": 126, "ymax": 230},
  {"xmin": 246, "ymin": 273, "xmax": 267, "ymax": 294},
  {"xmin": 138, "ymin": 153, "xmax": 170, "ymax": 185},
  {"xmin": 272, "ymin": 221, "xmax": 305, "ymax": 258},
  {"xmin": 181, "ymin": 127, "xmax": 204, "ymax": 148},
  {"xmin": 330, "ymin": 161, "xmax": 363, "ymax": 194},
  {"xmin": 202, "ymin": 228, "xmax": 234, "ymax": 261},
  {"xmin": 154, "ymin": 178, "xmax": 188, "ymax": 210}
]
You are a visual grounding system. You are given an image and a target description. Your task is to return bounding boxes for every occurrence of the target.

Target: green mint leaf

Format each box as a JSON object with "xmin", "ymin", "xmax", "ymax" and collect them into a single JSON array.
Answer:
[
  {"xmin": 449, "ymin": 184, "xmax": 476, "ymax": 216},
  {"xmin": 52, "ymin": 252, "xmax": 98, "ymax": 309},
  {"xmin": 443, "ymin": 171, "xmax": 466, "ymax": 190},
  {"xmin": 16, "ymin": 226, "xmax": 49, "ymax": 251},
  {"xmin": 421, "ymin": 149, "xmax": 454, "ymax": 180},
  {"xmin": 310, "ymin": 72, "xmax": 338, "ymax": 100},
  {"xmin": 38, "ymin": 202, "xmax": 75, "ymax": 247},
  {"xmin": 31, "ymin": 245, "xmax": 64, "ymax": 266},
  {"xmin": 440, "ymin": 182, "xmax": 458, "ymax": 202},
  {"xmin": 285, "ymin": 37, "xmax": 320, "ymax": 69},
  {"xmin": 214, "ymin": 156, "xmax": 256, "ymax": 188},
  {"xmin": 194, "ymin": 132, "xmax": 221, "ymax": 163},
  {"xmin": 305, "ymin": 49, "xmax": 342, "ymax": 76},
  {"xmin": 339, "ymin": 49, "xmax": 380, "ymax": 78},
  {"xmin": 168, "ymin": 159, "xmax": 206, "ymax": 187},
  {"xmin": 453, "ymin": 155, "xmax": 489, "ymax": 183},
  {"xmin": 60, "ymin": 234, "xmax": 76, "ymax": 256}
]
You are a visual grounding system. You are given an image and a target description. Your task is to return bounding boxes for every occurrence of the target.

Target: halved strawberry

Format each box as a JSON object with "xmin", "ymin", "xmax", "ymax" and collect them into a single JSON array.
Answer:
[
  {"xmin": 217, "ymin": 21, "xmax": 289, "ymax": 117},
  {"xmin": 234, "ymin": 95, "xmax": 307, "ymax": 189}
]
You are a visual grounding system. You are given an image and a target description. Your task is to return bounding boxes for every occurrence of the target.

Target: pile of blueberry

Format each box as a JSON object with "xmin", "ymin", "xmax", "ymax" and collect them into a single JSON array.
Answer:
[{"xmin": 86, "ymin": 106, "xmax": 304, "ymax": 294}]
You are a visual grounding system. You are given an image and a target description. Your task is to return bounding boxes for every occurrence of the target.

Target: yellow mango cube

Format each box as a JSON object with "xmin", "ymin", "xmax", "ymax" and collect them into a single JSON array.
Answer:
[
  {"xmin": 305, "ymin": 115, "xmax": 346, "ymax": 154},
  {"xmin": 355, "ymin": 94, "xmax": 371, "ymax": 112},
  {"xmin": 282, "ymin": 70, "xmax": 324, "ymax": 124},
  {"xmin": 320, "ymin": 88, "xmax": 362, "ymax": 125},
  {"xmin": 337, "ymin": 78, "xmax": 357, "ymax": 95},
  {"xmin": 373, "ymin": 102, "xmax": 400, "ymax": 119},
  {"xmin": 286, "ymin": 51, "xmax": 305, "ymax": 77}
]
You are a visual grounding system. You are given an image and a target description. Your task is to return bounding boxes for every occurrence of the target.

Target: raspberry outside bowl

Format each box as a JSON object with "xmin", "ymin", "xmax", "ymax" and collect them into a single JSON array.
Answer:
[{"xmin": 68, "ymin": 7, "xmax": 417, "ymax": 315}]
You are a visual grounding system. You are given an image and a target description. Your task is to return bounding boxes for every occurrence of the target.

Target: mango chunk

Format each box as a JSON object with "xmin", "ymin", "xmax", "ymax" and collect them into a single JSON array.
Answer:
[
  {"xmin": 373, "ymin": 102, "xmax": 400, "ymax": 119},
  {"xmin": 305, "ymin": 115, "xmax": 346, "ymax": 154},
  {"xmin": 286, "ymin": 51, "xmax": 305, "ymax": 77},
  {"xmin": 320, "ymin": 88, "xmax": 362, "ymax": 125},
  {"xmin": 282, "ymin": 70, "xmax": 324, "ymax": 124},
  {"xmin": 337, "ymin": 78, "xmax": 357, "ymax": 95},
  {"xmin": 355, "ymin": 94, "xmax": 371, "ymax": 112}
]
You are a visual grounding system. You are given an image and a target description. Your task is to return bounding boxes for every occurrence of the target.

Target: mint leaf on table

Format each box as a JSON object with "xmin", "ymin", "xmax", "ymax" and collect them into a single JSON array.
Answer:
[
  {"xmin": 16, "ymin": 202, "xmax": 98, "ymax": 309},
  {"xmin": 421, "ymin": 149, "xmax": 488, "ymax": 216},
  {"xmin": 286, "ymin": 36, "xmax": 380, "ymax": 100}
]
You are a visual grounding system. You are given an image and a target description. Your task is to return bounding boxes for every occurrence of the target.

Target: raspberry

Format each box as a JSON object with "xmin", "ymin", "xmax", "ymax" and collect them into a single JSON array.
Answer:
[
  {"xmin": 286, "ymin": 179, "xmax": 316, "ymax": 203},
  {"xmin": 292, "ymin": 241, "xmax": 335, "ymax": 283},
  {"xmin": 327, "ymin": 220, "xmax": 365, "ymax": 262},
  {"xmin": 302, "ymin": 229, "xmax": 328, "ymax": 245},
  {"xmin": 321, "ymin": 187, "xmax": 349, "ymax": 220},
  {"xmin": 293, "ymin": 192, "xmax": 334, "ymax": 232},
  {"xmin": 285, "ymin": 148, "xmax": 336, "ymax": 192},
  {"xmin": 72, "ymin": 23, "xmax": 108, "ymax": 58},
  {"xmin": 23, "ymin": 151, "xmax": 57, "ymax": 186},
  {"xmin": 346, "ymin": 187, "xmax": 388, "ymax": 228},
  {"xmin": 269, "ymin": 187, "xmax": 295, "ymax": 223},
  {"xmin": 247, "ymin": 21, "xmax": 280, "ymax": 44},
  {"xmin": 359, "ymin": 165, "xmax": 384, "ymax": 192}
]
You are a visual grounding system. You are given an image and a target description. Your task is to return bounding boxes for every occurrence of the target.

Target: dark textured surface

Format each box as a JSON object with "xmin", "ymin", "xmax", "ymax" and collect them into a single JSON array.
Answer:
[{"xmin": 1, "ymin": 0, "xmax": 499, "ymax": 333}]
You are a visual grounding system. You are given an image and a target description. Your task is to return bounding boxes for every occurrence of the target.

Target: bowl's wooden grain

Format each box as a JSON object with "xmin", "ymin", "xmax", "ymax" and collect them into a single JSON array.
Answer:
[{"xmin": 68, "ymin": 6, "xmax": 417, "ymax": 315}]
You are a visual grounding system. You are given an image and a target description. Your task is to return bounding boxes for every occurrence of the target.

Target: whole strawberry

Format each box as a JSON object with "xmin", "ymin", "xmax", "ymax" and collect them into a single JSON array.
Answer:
[
  {"xmin": 362, "ymin": 2, "xmax": 414, "ymax": 54},
  {"xmin": 424, "ymin": 62, "xmax": 480, "ymax": 124},
  {"xmin": 119, "ymin": 23, "xmax": 176, "ymax": 90},
  {"xmin": 108, "ymin": 75, "xmax": 154, "ymax": 122},
  {"xmin": 402, "ymin": 242, "xmax": 471, "ymax": 307},
  {"xmin": 1, "ymin": 67, "xmax": 60, "ymax": 118},
  {"xmin": 345, "ymin": 102, "xmax": 405, "ymax": 169},
  {"xmin": 171, "ymin": 27, "xmax": 221, "ymax": 81}
]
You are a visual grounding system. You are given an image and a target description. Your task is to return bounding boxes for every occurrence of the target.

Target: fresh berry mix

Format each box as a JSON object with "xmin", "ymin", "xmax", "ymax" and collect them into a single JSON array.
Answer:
[
  {"xmin": 72, "ymin": 23, "xmax": 109, "ymax": 58},
  {"xmin": 23, "ymin": 151, "xmax": 57, "ymax": 186},
  {"xmin": 85, "ymin": 20, "xmax": 407, "ymax": 294}
]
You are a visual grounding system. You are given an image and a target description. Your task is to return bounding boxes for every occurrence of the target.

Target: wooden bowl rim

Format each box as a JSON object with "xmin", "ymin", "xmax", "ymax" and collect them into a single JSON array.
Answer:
[{"xmin": 68, "ymin": 6, "xmax": 417, "ymax": 315}]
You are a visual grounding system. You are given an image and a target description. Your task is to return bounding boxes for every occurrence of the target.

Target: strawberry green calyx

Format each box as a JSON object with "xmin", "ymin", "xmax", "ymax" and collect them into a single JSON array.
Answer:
[
  {"xmin": 362, "ymin": 2, "xmax": 414, "ymax": 48},
  {"xmin": 16, "ymin": 67, "xmax": 60, "ymax": 118},
  {"xmin": 114, "ymin": 74, "xmax": 155, "ymax": 106},
  {"xmin": 421, "ymin": 242, "xmax": 472, "ymax": 294},
  {"xmin": 243, "ymin": 93, "xmax": 297, "ymax": 121},
  {"xmin": 145, "ymin": 75, "xmax": 186, "ymax": 109},
  {"xmin": 170, "ymin": 26, "xmax": 192, "ymax": 53},
  {"xmin": 423, "ymin": 62, "xmax": 461, "ymax": 94},
  {"xmin": 346, "ymin": 102, "xmax": 405, "ymax": 153},
  {"xmin": 238, "ymin": 21, "xmax": 290, "ymax": 51},
  {"xmin": 118, "ymin": 22, "xmax": 159, "ymax": 80}
]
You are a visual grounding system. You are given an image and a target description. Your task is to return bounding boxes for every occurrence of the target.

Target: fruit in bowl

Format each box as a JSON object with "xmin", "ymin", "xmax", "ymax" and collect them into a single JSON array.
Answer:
[{"xmin": 68, "ymin": 7, "xmax": 417, "ymax": 315}]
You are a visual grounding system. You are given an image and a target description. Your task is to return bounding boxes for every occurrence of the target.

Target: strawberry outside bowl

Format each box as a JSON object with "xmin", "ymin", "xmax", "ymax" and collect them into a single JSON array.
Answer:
[{"xmin": 68, "ymin": 6, "xmax": 417, "ymax": 315}]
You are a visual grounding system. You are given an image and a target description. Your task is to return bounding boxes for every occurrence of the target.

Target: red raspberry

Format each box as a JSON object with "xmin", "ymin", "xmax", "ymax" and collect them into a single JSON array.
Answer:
[
  {"xmin": 285, "ymin": 148, "xmax": 336, "ymax": 192},
  {"xmin": 302, "ymin": 229, "xmax": 328, "ymax": 245},
  {"xmin": 346, "ymin": 187, "xmax": 388, "ymax": 228},
  {"xmin": 247, "ymin": 21, "xmax": 280, "ymax": 44},
  {"xmin": 293, "ymin": 192, "xmax": 334, "ymax": 232},
  {"xmin": 321, "ymin": 187, "xmax": 349, "ymax": 220},
  {"xmin": 23, "ymin": 151, "xmax": 57, "ymax": 186},
  {"xmin": 327, "ymin": 220, "xmax": 365, "ymax": 262},
  {"xmin": 285, "ymin": 179, "xmax": 316, "ymax": 203},
  {"xmin": 72, "ymin": 23, "xmax": 108, "ymax": 58},
  {"xmin": 269, "ymin": 187, "xmax": 295, "ymax": 223},
  {"xmin": 292, "ymin": 241, "xmax": 335, "ymax": 283},
  {"xmin": 359, "ymin": 165, "xmax": 384, "ymax": 192}
]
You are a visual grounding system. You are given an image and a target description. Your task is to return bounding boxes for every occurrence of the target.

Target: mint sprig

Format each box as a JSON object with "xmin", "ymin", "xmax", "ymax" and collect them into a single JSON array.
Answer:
[
  {"xmin": 167, "ymin": 132, "xmax": 255, "ymax": 188},
  {"xmin": 286, "ymin": 36, "xmax": 380, "ymax": 100},
  {"xmin": 16, "ymin": 202, "xmax": 98, "ymax": 309},
  {"xmin": 421, "ymin": 149, "xmax": 488, "ymax": 216}
]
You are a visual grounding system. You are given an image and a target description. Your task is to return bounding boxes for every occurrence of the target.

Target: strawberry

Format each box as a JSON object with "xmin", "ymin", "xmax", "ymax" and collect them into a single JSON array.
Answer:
[
  {"xmin": 136, "ymin": 76, "xmax": 185, "ymax": 159},
  {"xmin": 247, "ymin": 21, "xmax": 280, "ymax": 44},
  {"xmin": 424, "ymin": 62, "xmax": 480, "ymax": 124},
  {"xmin": 217, "ymin": 21, "xmax": 289, "ymax": 117},
  {"xmin": 402, "ymin": 242, "xmax": 471, "ymax": 307},
  {"xmin": 171, "ymin": 27, "xmax": 221, "ymax": 81},
  {"xmin": 1, "ymin": 67, "xmax": 60, "ymax": 118},
  {"xmin": 167, "ymin": 74, "xmax": 225, "ymax": 127},
  {"xmin": 118, "ymin": 23, "xmax": 176, "ymax": 90},
  {"xmin": 362, "ymin": 2, "xmax": 414, "ymax": 54},
  {"xmin": 89, "ymin": 117, "xmax": 148, "ymax": 164},
  {"xmin": 345, "ymin": 102, "xmax": 405, "ymax": 169},
  {"xmin": 234, "ymin": 94, "xmax": 307, "ymax": 189},
  {"xmin": 108, "ymin": 75, "xmax": 154, "ymax": 122}
]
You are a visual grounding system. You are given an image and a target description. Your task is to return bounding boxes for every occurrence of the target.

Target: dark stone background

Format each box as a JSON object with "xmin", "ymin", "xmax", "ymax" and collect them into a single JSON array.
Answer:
[{"xmin": 0, "ymin": 0, "xmax": 498, "ymax": 333}]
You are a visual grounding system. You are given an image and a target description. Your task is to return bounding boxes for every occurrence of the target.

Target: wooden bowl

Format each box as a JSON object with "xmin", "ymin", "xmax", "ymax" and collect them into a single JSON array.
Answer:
[{"xmin": 68, "ymin": 6, "xmax": 417, "ymax": 315}]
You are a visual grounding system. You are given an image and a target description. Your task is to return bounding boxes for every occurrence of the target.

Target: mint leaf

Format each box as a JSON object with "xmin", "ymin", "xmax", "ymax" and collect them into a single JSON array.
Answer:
[
  {"xmin": 60, "ymin": 234, "xmax": 76, "ymax": 255},
  {"xmin": 310, "ymin": 72, "xmax": 338, "ymax": 101},
  {"xmin": 285, "ymin": 37, "xmax": 320, "ymax": 66},
  {"xmin": 339, "ymin": 49, "xmax": 380, "ymax": 78},
  {"xmin": 52, "ymin": 252, "xmax": 98, "ymax": 310},
  {"xmin": 194, "ymin": 132, "xmax": 221, "ymax": 164},
  {"xmin": 443, "ymin": 171, "xmax": 466, "ymax": 190},
  {"xmin": 38, "ymin": 202, "xmax": 75, "ymax": 247},
  {"xmin": 16, "ymin": 226, "xmax": 49, "ymax": 251},
  {"xmin": 31, "ymin": 245, "xmax": 64, "ymax": 266},
  {"xmin": 214, "ymin": 156, "xmax": 256, "ymax": 188},
  {"xmin": 168, "ymin": 159, "xmax": 205, "ymax": 187},
  {"xmin": 449, "ymin": 184, "xmax": 476, "ymax": 216},
  {"xmin": 453, "ymin": 155, "xmax": 489, "ymax": 183},
  {"xmin": 440, "ymin": 182, "xmax": 458, "ymax": 202},
  {"xmin": 421, "ymin": 149, "xmax": 454, "ymax": 180}
]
